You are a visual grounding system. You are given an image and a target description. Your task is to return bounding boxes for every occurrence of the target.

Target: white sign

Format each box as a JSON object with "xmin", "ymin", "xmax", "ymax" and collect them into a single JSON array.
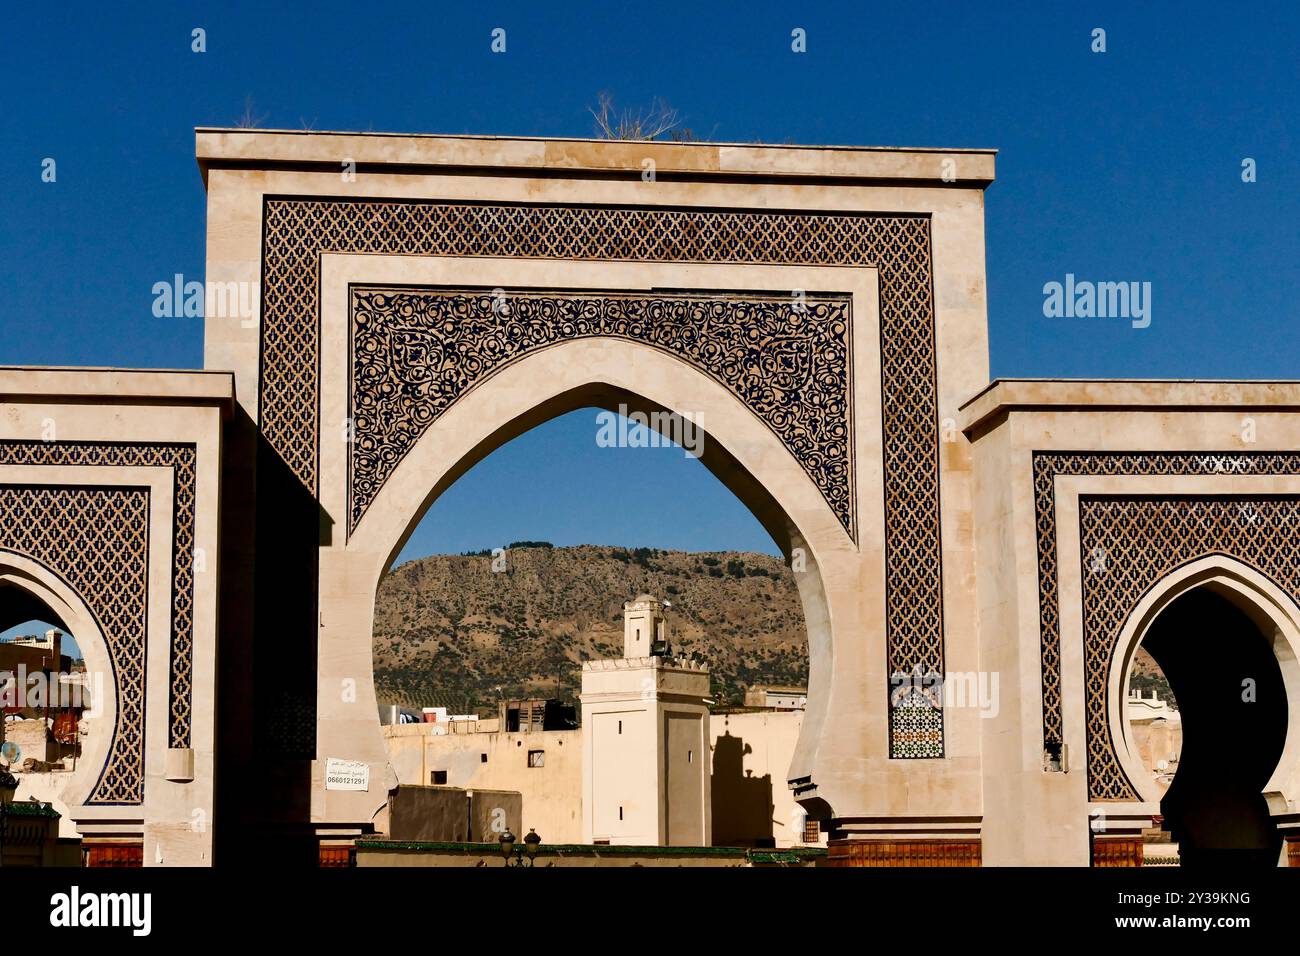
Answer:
[{"xmin": 324, "ymin": 757, "xmax": 370, "ymax": 791}]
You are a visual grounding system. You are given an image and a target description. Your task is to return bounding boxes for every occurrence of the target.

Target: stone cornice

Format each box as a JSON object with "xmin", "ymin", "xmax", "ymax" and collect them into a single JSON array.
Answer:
[{"xmin": 196, "ymin": 128, "xmax": 996, "ymax": 188}]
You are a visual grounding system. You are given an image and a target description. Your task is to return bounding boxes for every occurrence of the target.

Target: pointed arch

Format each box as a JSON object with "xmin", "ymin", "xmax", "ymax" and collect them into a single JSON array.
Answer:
[{"xmin": 344, "ymin": 337, "xmax": 845, "ymax": 816}]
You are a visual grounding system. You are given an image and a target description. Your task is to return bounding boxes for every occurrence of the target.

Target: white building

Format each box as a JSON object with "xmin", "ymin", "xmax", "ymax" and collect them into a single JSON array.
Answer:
[{"xmin": 580, "ymin": 595, "xmax": 711, "ymax": 846}]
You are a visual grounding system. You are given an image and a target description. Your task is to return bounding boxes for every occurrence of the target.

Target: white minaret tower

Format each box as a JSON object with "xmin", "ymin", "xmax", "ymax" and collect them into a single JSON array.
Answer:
[
  {"xmin": 622, "ymin": 594, "xmax": 668, "ymax": 658},
  {"xmin": 580, "ymin": 595, "xmax": 711, "ymax": 847}
]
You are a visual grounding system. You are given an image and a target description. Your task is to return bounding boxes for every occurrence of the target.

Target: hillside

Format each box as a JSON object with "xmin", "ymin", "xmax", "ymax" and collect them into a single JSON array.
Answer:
[
  {"xmin": 372, "ymin": 543, "xmax": 807, "ymax": 712},
  {"xmin": 1130, "ymin": 646, "xmax": 1176, "ymax": 707}
]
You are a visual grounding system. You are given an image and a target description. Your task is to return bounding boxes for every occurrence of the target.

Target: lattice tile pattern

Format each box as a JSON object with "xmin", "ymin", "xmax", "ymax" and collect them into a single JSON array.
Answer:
[
  {"xmin": 1034, "ymin": 452, "xmax": 1300, "ymax": 758},
  {"xmin": 262, "ymin": 198, "xmax": 944, "ymax": 757},
  {"xmin": 0, "ymin": 486, "xmax": 148, "ymax": 804},
  {"xmin": 888, "ymin": 687, "xmax": 945, "ymax": 758},
  {"xmin": 1079, "ymin": 495, "xmax": 1300, "ymax": 800},
  {"xmin": 0, "ymin": 441, "xmax": 198, "ymax": 759},
  {"xmin": 350, "ymin": 287, "xmax": 854, "ymax": 535}
]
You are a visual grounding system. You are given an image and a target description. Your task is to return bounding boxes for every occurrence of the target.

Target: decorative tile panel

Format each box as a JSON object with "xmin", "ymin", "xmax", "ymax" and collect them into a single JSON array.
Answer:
[
  {"xmin": 261, "ymin": 198, "xmax": 946, "ymax": 757},
  {"xmin": 1079, "ymin": 495, "xmax": 1300, "ymax": 800},
  {"xmin": 0, "ymin": 485, "xmax": 148, "ymax": 804},
  {"xmin": 349, "ymin": 287, "xmax": 854, "ymax": 536},
  {"xmin": 0, "ymin": 440, "xmax": 198, "ymax": 782},
  {"xmin": 1032, "ymin": 450, "xmax": 1300, "ymax": 797},
  {"xmin": 258, "ymin": 197, "xmax": 946, "ymax": 759}
]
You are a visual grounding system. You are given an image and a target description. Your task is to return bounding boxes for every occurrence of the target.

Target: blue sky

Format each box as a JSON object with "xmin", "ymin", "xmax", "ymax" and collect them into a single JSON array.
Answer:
[{"xmin": 1, "ymin": 1, "xmax": 1296, "ymax": 564}]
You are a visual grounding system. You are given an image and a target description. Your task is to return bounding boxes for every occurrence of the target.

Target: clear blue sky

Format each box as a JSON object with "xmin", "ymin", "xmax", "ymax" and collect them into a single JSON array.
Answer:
[{"xmin": 1, "ymin": 1, "xmax": 1296, "ymax": 563}]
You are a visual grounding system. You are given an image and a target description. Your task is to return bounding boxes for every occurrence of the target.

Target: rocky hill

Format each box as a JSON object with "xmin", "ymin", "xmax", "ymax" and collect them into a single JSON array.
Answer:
[{"xmin": 372, "ymin": 543, "xmax": 807, "ymax": 712}]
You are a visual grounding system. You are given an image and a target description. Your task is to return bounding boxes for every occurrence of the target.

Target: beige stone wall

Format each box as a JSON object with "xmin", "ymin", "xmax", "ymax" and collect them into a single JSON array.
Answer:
[
  {"xmin": 711, "ymin": 710, "xmax": 821, "ymax": 848},
  {"xmin": 388, "ymin": 706, "xmax": 821, "ymax": 849},
  {"xmin": 4, "ymin": 718, "xmax": 53, "ymax": 764},
  {"xmin": 1129, "ymin": 715, "xmax": 1181, "ymax": 790},
  {"xmin": 385, "ymin": 708, "xmax": 818, "ymax": 849},
  {"xmin": 384, "ymin": 724, "xmax": 583, "ymax": 842}
]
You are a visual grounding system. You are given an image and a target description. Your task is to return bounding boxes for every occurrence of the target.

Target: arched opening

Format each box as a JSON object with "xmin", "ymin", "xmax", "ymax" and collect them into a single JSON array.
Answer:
[
  {"xmin": 1133, "ymin": 586, "xmax": 1288, "ymax": 867},
  {"xmin": 361, "ymin": 378, "xmax": 830, "ymax": 852},
  {"xmin": 0, "ymin": 565, "xmax": 100, "ymax": 839}
]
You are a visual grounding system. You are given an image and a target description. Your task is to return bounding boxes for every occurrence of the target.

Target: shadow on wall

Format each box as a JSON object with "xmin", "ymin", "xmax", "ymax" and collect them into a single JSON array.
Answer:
[
  {"xmin": 215, "ymin": 411, "xmax": 321, "ymax": 865},
  {"xmin": 710, "ymin": 731, "xmax": 774, "ymax": 848}
]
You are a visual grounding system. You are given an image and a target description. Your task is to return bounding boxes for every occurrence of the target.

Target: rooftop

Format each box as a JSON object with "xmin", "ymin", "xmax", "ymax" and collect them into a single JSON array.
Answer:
[
  {"xmin": 195, "ymin": 128, "xmax": 996, "ymax": 187},
  {"xmin": 960, "ymin": 378, "xmax": 1300, "ymax": 436},
  {"xmin": 583, "ymin": 656, "xmax": 708, "ymax": 673},
  {"xmin": 0, "ymin": 367, "xmax": 235, "ymax": 409}
]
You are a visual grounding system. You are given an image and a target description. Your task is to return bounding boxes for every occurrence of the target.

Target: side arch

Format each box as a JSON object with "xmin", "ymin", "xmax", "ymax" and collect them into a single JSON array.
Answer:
[
  {"xmin": 1108, "ymin": 554, "xmax": 1300, "ymax": 811},
  {"xmin": 342, "ymin": 337, "xmax": 850, "ymax": 819},
  {"xmin": 0, "ymin": 549, "xmax": 119, "ymax": 817}
]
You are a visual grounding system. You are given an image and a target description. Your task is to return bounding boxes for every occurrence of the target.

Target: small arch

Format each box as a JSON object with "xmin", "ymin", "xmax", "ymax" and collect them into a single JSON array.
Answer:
[{"xmin": 0, "ymin": 549, "xmax": 117, "ymax": 818}]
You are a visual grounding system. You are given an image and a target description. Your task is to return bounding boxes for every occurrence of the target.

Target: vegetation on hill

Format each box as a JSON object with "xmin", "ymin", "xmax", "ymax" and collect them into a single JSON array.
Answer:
[{"xmin": 372, "ymin": 543, "xmax": 807, "ymax": 712}]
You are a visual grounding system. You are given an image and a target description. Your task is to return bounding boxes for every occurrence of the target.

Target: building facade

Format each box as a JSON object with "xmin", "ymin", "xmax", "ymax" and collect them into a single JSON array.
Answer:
[{"xmin": 0, "ymin": 130, "xmax": 1297, "ymax": 865}]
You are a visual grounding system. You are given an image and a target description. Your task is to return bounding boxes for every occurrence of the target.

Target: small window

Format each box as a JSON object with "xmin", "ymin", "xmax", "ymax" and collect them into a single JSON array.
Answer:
[
  {"xmin": 430, "ymin": 770, "xmax": 447, "ymax": 785},
  {"xmin": 528, "ymin": 749, "xmax": 545, "ymax": 768},
  {"xmin": 618, "ymin": 720, "xmax": 622, "ymax": 735},
  {"xmin": 688, "ymin": 750, "xmax": 693, "ymax": 764},
  {"xmin": 618, "ymin": 806, "xmax": 624, "ymax": 821},
  {"xmin": 803, "ymin": 817, "xmax": 820, "ymax": 843},
  {"xmin": 480, "ymin": 753, "xmax": 488, "ymax": 763}
]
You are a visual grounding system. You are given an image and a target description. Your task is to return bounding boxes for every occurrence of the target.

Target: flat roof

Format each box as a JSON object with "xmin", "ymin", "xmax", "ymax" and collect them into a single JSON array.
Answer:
[
  {"xmin": 195, "ymin": 128, "xmax": 996, "ymax": 187},
  {"xmin": 961, "ymin": 378, "xmax": 1300, "ymax": 435},
  {"xmin": 0, "ymin": 367, "xmax": 235, "ymax": 408}
]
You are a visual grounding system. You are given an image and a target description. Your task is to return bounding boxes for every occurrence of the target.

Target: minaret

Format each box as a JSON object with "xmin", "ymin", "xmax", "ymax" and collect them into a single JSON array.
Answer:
[
  {"xmin": 622, "ymin": 594, "xmax": 667, "ymax": 658},
  {"xmin": 580, "ymin": 595, "xmax": 711, "ymax": 847}
]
